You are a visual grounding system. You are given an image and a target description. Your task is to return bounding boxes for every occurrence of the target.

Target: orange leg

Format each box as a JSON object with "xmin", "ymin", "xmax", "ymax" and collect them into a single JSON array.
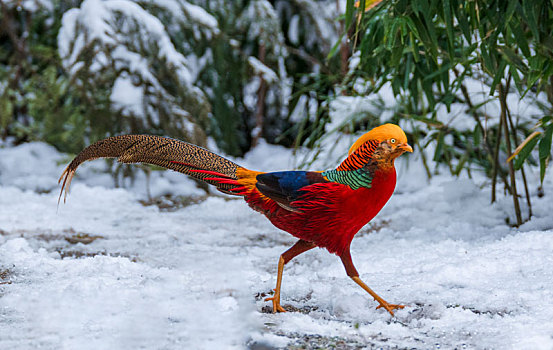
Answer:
[
  {"xmin": 340, "ymin": 249, "xmax": 404, "ymax": 316},
  {"xmin": 265, "ymin": 239, "xmax": 315, "ymax": 313}
]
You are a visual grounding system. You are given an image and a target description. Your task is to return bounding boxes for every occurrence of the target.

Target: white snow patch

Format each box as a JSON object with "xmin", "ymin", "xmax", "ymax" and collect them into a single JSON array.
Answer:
[
  {"xmin": 110, "ymin": 75, "xmax": 144, "ymax": 117},
  {"xmin": 248, "ymin": 56, "xmax": 279, "ymax": 84}
]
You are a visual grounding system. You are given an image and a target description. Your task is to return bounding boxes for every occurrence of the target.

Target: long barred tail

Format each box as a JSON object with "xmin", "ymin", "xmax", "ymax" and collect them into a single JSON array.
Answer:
[{"xmin": 58, "ymin": 135, "xmax": 249, "ymax": 203}]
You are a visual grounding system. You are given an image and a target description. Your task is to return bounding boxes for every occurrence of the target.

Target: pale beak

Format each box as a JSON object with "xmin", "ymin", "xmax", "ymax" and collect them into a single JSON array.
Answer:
[{"xmin": 398, "ymin": 143, "xmax": 413, "ymax": 153}]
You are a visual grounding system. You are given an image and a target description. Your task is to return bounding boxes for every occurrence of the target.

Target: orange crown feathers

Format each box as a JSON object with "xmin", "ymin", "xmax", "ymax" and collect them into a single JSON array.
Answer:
[{"xmin": 348, "ymin": 124, "xmax": 408, "ymax": 155}]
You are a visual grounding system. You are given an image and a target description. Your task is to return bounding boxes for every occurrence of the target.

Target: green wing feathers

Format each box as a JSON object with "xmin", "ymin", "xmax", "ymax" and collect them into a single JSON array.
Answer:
[{"xmin": 58, "ymin": 135, "xmax": 240, "ymax": 203}]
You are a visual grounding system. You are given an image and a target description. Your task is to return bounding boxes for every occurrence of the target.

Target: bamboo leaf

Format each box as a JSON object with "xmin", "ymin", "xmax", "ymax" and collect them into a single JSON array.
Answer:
[
  {"xmin": 541, "ymin": 116, "xmax": 553, "ymax": 125},
  {"xmin": 480, "ymin": 46, "xmax": 494, "ymax": 75},
  {"xmin": 508, "ymin": 130, "xmax": 541, "ymax": 166},
  {"xmin": 513, "ymin": 137, "xmax": 539, "ymax": 170},
  {"xmin": 327, "ymin": 34, "xmax": 344, "ymax": 60},
  {"xmin": 455, "ymin": 1, "xmax": 471, "ymax": 42},
  {"xmin": 539, "ymin": 124, "xmax": 553, "ymax": 183},
  {"xmin": 444, "ymin": 0, "xmax": 455, "ymax": 58},
  {"xmin": 509, "ymin": 20, "xmax": 530, "ymax": 58},
  {"xmin": 346, "ymin": 0, "xmax": 355, "ymax": 30},
  {"xmin": 522, "ymin": 1, "xmax": 540, "ymax": 42},
  {"xmin": 409, "ymin": 32, "xmax": 420, "ymax": 62},
  {"xmin": 490, "ymin": 59, "xmax": 507, "ymax": 95},
  {"xmin": 498, "ymin": 46, "xmax": 528, "ymax": 74},
  {"xmin": 505, "ymin": 0, "xmax": 517, "ymax": 22},
  {"xmin": 473, "ymin": 124, "xmax": 481, "ymax": 147},
  {"xmin": 391, "ymin": 45, "xmax": 403, "ymax": 66},
  {"xmin": 403, "ymin": 54, "xmax": 413, "ymax": 90},
  {"xmin": 509, "ymin": 65, "xmax": 524, "ymax": 93},
  {"xmin": 433, "ymin": 131, "xmax": 444, "ymax": 162},
  {"xmin": 454, "ymin": 151, "xmax": 469, "ymax": 176}
]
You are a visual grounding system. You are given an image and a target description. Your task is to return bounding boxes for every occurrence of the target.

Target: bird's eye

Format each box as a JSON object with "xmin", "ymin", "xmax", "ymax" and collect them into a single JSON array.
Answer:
[{"xmin": 390, "ymin": 138, "xmax": 396, "ymax": 144}]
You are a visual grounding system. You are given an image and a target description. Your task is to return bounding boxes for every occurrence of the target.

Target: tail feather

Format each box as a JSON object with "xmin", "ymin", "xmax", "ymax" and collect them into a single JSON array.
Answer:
[{"xmin": 58, "ymin": 135, "xmax": 244, "ymax": 203}]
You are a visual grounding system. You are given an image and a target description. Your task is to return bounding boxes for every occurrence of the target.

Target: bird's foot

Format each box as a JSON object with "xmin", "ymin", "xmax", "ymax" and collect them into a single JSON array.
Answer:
[
  {"xmin": 264, "ymin": 290, "xmax": 286, "ymax": 313},
  {"xmin": 376, "ymin": 301, "xmax": 405, "ymax": 316}
]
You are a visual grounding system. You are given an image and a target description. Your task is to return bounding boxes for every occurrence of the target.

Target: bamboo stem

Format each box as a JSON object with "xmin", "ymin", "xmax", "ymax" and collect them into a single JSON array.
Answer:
[
  {"xmin": 491, "ymin": 110, "xmax": 503, "ymax": 203},
  {"xmin": 498, "ymin": 83, "xmax": 522, "ymax": 226},
  {"xmin": 453, "ymin": 69, "xmax": 510, "ymax": 201},
  {"xmin": 506, "ymin": 105, "xmax": 532, "ymax": 219},
  {"xmin": 413, "ymin": 129, "xmax": 432, "ymax": 178}
]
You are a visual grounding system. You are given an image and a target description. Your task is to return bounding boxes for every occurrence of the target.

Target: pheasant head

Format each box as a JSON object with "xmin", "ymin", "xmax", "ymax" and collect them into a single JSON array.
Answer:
[{"xmin": 336, "ymin": 124, "xmax": 413, "ymax": 172}]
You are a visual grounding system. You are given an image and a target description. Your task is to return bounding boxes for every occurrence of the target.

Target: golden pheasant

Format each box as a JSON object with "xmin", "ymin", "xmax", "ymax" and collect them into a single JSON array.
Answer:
[{"xmin": 59, "ymin": 123, "xmax": 413, "ymax": 315}]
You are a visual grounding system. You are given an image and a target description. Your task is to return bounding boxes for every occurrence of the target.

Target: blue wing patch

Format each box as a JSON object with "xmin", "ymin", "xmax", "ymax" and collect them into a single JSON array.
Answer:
[{"xmin": 255, "ymin": 171, "xmax": 327, "ymax": 211}]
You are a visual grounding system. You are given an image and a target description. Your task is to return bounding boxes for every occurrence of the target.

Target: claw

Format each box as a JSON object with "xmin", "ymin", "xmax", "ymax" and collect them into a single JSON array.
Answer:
[
  {"xmin": 264, "ymin": 289, "xmax": 286, "ymax": 313},
  {"xmin": 376, "ymin": 302, "xmax": 405, "ymax": 316}
]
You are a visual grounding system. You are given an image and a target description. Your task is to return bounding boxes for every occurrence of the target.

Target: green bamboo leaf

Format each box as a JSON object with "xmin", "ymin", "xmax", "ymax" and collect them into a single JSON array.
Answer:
[
  {"xmin": 473, "ymin": 124, "xmax": 481, "ymax": 147},
  {"xmin": 490, "ymin": 59, "xmax": 507, "ymax": 95},
  {"xmin": 509, "ymin": 20, "xmax": 530, "ymax": 58},
  {"xmin": 359, "ymin": 0, "xmax": 367, "ymax": 26},
  {"xmin": 541, "ymin": 116, "xmax": 553, "ymax": 125},
  {"xmin": 391, "ymin": 76, "xmax": 401, "ymax": 96},
  {"xmin": 404, "ymin": 17, "xmax": 421, "ymax": 40},
  {"xmin": 433, "ymin": 131, "xmax": 444, "ymax": 162},
  {"xmin": 454, "ymin": 1, "xmax": 471, "ymax": 42},
  {"xmin": 410, "ymin": 14, "xmax": 431, "ymax": 46},
  {"xmin": 539, "ymin": 124, "xmax": 553, "ymax": 183},
  {"xmin": 542, "ymin": 36, "xmax": 553, "ymax": 56},
  {"xmin": 527, "ymin": 69, "xmax": 542, "ymax": 90},
  {"xmin": 504, "ymin": 0, "xmax": 517, "ymax": 28},
  {"xmin": 423, "ymin": 13, "xmax": 438, "ymax": 54},
  {"xmin": 345, "ymin": 0, "xmax": 355, "ymax": 31},
  {"xmin": 409, "ymin": 32, "xmax": 420, "ymax": 62},
  {"xmin": 444, "ymin": 0, "xmax": 455, "ymax": 58},
  {"xmin": 522, "ymin": 1, "xmax": 540, "ymax": 42},
  {"xmin": 540, "ymin": 130, "xmax": 553, "ymax": 180},
  {"xmin": 509, "ymin": 65, "xmax": 524, "ymax": 94},
  {"xmin": 403, "ymin": 54, "xmax": 413, "ymax": 90},
  {"xmin": 480, "ymin": 46, "xmax": 494, "ymax": 75},
  {"xmin": 391, "ymin": 45, "xmax": 403, "ymax": 66},
  {"xmin": 423, "ymin": 62, "xmax": 451, "ymax": 82},
  {"xmin": 498, "ymin": 46, "xmax": 528, "ymax": 74},
  {"xmin": 387, "ymin": 20, "xmax": 400, "ymax": 49},
  {"xmin": 454, "ymin": 151, "xmax": 469, "ymax": 176},
  {"xmin": 513, "ymin": 137, "xmax": 539, "ymax": 170},
  {"xmin": 540, "ymin": 158, "xmax": 547, "ymax": 184},
  {"xmin": 422, "ymin": 77, "xmax": 436, "ymax": 107},
  {"xmin": 327, "ymin": 34, "xmax": 344, "ymax": 60}
]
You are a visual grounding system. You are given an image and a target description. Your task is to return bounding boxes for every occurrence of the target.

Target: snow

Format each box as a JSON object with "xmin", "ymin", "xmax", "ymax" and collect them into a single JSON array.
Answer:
[
  {"xmin": 288, "ymin": 15, "xmax": 300, "ymax": 45},
  {"xmin": 248, "ymin": 57, "xmax": 279, "ymax": 84},
  {"xmin": 181, "ymin": 2, "xmax": 218, "ymax": 30},
  {"xmin": 248, "ymin": 56, "xmax": 278, "ymax": 84},
  {"xmin": 57, "ymin": 0, "xmax": 209, "ymax": 129},
  {"xmin": 110, "ymin": 75, "xmax": 144, "ymax": 118},
  {"xmin": 1, "ymin": 139, "xmax": 553, "ymax": 349}
]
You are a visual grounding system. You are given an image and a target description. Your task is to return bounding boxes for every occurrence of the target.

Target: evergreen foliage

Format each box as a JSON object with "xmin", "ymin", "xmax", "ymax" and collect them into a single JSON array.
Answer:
[
  {"xmin": 336, "ymin": 0, "xmax": 553, "ymax": 225},
  {"xmin": 0, "ymin": 0, "xmax": 341, "ymax": 156}
]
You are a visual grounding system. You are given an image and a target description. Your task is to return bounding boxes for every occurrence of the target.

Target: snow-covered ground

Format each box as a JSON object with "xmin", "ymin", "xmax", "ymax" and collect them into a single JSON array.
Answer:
[{"xmin": 1, "ymin": 139, "xmax": 553, "ymax": 349}]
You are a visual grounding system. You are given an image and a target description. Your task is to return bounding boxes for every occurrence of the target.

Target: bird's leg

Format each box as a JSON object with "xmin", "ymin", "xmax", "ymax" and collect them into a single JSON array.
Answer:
[
  {"xmin": 340, "ymin": 249, "xmax": 404, "ymax": 316},
  {"xmin": 265, "ymin": 239, "xmax": 315, "ymax": 313}
]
